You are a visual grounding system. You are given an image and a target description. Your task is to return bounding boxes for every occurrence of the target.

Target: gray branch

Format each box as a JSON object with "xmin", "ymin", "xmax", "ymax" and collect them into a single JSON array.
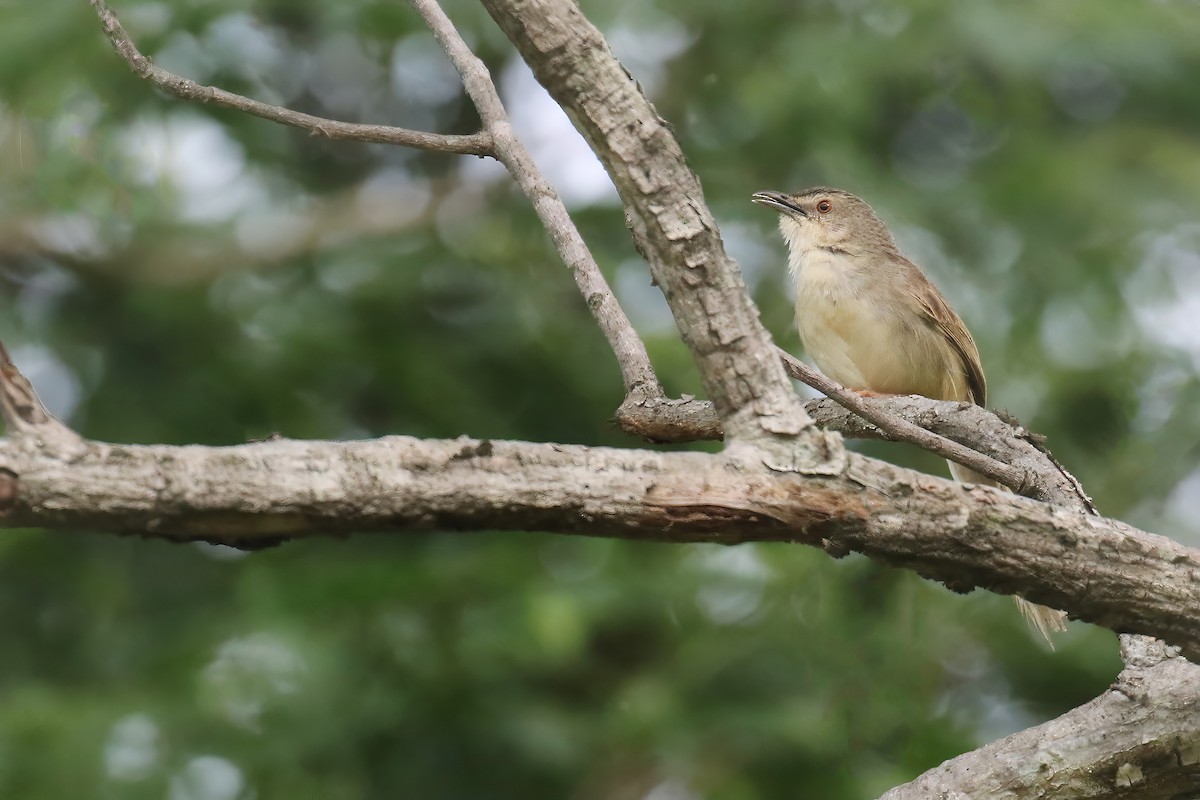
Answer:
[
  {"xmin": 0, "ymin": 409, "xmax": 1197, "ymax": 662},
  {"xmin": 407, "ymin": 0, "xmax": 660, "ymax": 397},
  {"xmin": 616, "ymin": 356, "xmax": 1095, "ymax": 511},
  {"xmin": 480, "ymin": 0, "xmax": 823, "ymax": 454},
  {"xmin": 88, "ymin": 0, "xmax": 494, "ymax": 155},
  {"xmin": 90, "ymin": 0, "xmax": 660, "ymax": 399},
  {"xmin": 881, "ymin": 639, "xmax": 1200, "ymax": 800}
]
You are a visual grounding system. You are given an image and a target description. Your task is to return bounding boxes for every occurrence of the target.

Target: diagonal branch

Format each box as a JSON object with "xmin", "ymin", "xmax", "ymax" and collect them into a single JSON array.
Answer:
[
  {"xmin": 778, "ymin": 349, "xmax": 1034, "ymax": 492},
  {"xmin": 0, "ymin": 342, "xmax": 52, "ymax": 432},
  {"xmin": 90, "ymin": 0, "xmax": 661, "ymax": 397},
  {"xmin": 879, "ymin": 639, "xmax": 1200, "ymax": 800},
  {"xmin": 777, "ymin": 351, "xmax": 1093, "ymax": 511},
  {"xmin": 0, "ymin": 346, "xmax": 83, "ymax": 495},
  {"xmin": 800, "ymin": 390, "xmax": 1098, "ymax": 515},
  {"xmin": 407, "ymin": 0, "xmax": 660, "ymax": 396},
  {"xmin": 87, "ymin": 0, "xmax": 494, "ymax": 156},
  {"xmin": 480, "ymin": 0, "xmax": 821, "ymax": 452}
]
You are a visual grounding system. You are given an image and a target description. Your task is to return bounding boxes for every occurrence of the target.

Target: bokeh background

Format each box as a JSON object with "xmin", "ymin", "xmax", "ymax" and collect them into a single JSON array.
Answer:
[{"xmin": 2, "ymin": 0, "xmax": 1199, "ymax": 797}]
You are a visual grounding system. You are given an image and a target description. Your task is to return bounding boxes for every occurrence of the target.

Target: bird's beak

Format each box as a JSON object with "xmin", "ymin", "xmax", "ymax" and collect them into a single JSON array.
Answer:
[{"xmin": 751, "ymin": 190, "xmax": 807, "ymax": 218}]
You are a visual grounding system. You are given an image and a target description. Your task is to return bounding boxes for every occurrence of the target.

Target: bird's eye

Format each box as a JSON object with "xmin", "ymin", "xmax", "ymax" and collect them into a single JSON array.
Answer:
[{"xmin": 816, "ymin": 200, "xmax": 833, "ymax": 214}]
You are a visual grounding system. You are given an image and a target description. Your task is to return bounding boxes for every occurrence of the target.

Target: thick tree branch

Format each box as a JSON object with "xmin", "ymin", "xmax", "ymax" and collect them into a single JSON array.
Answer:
[
  {"xmin": 480, "ymin": 0, "xmax": 821, "ymax": 452},
  {"xmin": 1, "ymin": 418, "xmax": 1197, "ymax": 659},
  {"xmin": 87, "ymin": 0, "xmax": 494, "ymax": 156}
]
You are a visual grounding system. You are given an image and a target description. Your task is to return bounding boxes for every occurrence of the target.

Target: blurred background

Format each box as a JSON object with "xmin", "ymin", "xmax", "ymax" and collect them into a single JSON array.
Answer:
[{"xmin": 2, "ymin": 0, "xmax": 1198, "ymax": 797}]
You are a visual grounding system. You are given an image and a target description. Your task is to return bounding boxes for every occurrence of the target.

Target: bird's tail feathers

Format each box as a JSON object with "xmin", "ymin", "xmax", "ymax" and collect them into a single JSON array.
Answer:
[{"xmin": 1014, "ymin": 597, "xmax": 1069, "ymax": 646}]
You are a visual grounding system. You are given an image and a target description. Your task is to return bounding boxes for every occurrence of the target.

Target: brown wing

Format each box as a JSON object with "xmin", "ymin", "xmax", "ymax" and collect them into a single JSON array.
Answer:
[{"xmin": 910, "ymin": 270, "xmax": 987, "ymax": 407}]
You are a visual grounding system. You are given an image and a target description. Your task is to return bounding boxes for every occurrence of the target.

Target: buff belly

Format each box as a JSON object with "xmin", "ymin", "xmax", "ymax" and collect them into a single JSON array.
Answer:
[{"xmin": 792, "ymin": 256, "xmax": 971, "ymax": 403}]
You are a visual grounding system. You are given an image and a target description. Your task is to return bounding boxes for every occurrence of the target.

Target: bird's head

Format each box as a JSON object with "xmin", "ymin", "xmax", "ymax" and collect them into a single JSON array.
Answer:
[{"xmin": 751, "ymin": 187, "xmax": 895, "ymax": 256}]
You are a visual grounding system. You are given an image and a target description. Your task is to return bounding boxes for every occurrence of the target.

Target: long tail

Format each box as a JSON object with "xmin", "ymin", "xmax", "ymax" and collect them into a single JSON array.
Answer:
[
  {"xmin": 948, "ymin": 460, "xmax": 1068, "ymax": 646},
  {"xmin": 1014, "ymin": 597, "xmax": 1068, "ymax": 645}
]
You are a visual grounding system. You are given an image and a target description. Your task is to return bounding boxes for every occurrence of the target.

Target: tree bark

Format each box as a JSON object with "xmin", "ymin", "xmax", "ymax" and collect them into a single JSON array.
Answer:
[
  {"xmin": 2, "ymin": 430, "xmax": 1197, "ymax": 662},
  {"xmin": 480, "ymin": 0, "xmax": 822, "ymax": 454}
]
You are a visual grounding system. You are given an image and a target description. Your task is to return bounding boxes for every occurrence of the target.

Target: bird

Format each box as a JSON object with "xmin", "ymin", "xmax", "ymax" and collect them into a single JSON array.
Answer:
[{"xmin": 752, "ymin": 186, "xmax": 1067, "ymax": 643}]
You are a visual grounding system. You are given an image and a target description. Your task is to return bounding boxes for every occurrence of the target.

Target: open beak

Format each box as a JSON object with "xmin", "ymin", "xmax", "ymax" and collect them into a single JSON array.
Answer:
[{"xmin": 751, "ymin": 191, "xmax": 807, "ymax": 217}]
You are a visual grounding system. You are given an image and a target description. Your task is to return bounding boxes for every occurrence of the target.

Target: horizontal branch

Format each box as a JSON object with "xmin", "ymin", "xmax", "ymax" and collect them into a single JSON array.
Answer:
[
  {"xmin": 88, "ymin": 0, "xmax": 494, "ymax": 156},
  {"xmin": 614, "ymin": 393, "xmax": 724, "ymax": 443},
  {"xmin": 615, "ymin": 390, "xmax": 1094, "ymax": 511},
  {"xmin": 1, "ymin": 429, "xmax": 1197, "ymax": 659}
]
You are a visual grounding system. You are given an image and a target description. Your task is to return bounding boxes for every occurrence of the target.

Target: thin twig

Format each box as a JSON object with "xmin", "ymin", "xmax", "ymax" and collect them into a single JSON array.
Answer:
[
  {"xmin": 406, "ymin": 0, "xmax": 661, "ymax": 396},
  {"xmin": 775, "ymin": 348, "xmax": 1035, "ymax": 495},
  {"xmin": 88, "ymin": 0, "xmax": 494, "ymax": 156}
]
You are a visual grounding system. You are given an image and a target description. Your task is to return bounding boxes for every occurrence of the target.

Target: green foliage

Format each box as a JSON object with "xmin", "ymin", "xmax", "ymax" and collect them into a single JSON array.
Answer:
[{"xmin": 0, "ymin": 0, "xmax": 1194, "ymax": 796}]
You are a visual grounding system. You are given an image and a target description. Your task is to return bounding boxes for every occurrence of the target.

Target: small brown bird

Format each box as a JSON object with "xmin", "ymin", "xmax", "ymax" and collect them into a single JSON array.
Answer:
[{"xmin": 752, "ymin": 186, "xmax": 1067, "ymax": 642}]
